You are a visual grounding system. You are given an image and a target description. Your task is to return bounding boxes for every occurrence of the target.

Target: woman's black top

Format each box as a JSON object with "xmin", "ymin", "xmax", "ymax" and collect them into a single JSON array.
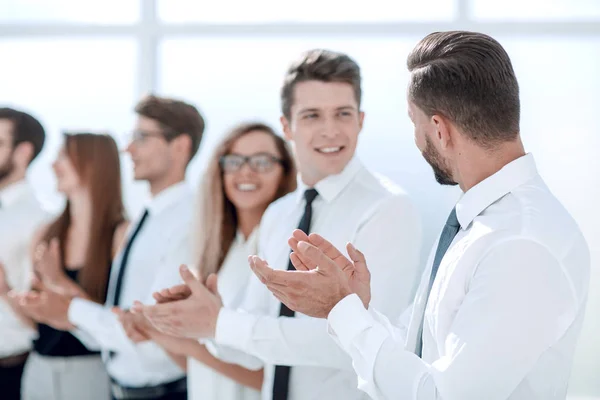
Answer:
[{"xmin": 33, "ymin": 269, "xmax": 100, "ymax": 357}]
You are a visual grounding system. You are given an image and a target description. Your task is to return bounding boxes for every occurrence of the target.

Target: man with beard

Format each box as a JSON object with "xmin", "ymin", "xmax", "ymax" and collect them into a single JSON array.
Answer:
[
  {"xmin": 0, "ymin": 107, "xmax": 49, "ymax": 400},
  {"xmin": 248, "ymin": 31, "xmax": 591, "ymax": 400}
]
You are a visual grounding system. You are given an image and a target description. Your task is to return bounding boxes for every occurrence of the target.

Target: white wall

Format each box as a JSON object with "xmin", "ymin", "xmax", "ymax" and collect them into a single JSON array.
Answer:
[{"xmin": 0, "ymin": 0, "xmax": 598, "ymax": 396}]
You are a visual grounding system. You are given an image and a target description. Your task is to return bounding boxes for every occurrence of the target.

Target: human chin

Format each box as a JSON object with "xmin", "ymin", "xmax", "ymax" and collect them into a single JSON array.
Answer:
[
  {"xmin": 422, "ymin": 145, "xmax": 456, "ymax": 186},
  {"xmin": 131, "ymin": 162, "xmax": 148, "ymax": 181}
]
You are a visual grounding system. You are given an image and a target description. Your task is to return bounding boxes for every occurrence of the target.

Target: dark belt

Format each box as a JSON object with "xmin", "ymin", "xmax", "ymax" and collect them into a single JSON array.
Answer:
[
  {"xmin": 110, "ymin": 377, "xmax": 187, "ymax": 400},
  {"xmin": 0, "ymin": 351, "xmax": 29, "ymax": 368}
]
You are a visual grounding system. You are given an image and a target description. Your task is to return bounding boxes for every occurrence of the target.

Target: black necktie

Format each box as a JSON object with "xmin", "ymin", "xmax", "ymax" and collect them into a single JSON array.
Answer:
[
  {"xmin": 111, "ymin": 209, "xmax": 149, "ymax": 307},
  {"xmin": 271, "ymin": 188, "xmax": 319, "ymax": 400},
  {"xmin": 415, "ymin": 207, "xmax": 460, "ymax": 357}
]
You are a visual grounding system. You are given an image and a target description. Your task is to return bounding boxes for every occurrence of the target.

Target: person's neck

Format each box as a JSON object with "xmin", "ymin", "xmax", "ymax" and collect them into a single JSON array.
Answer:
[
  {"xmin": 67, "ymin": 190, "xmax": 93, "ymax": 233},
  {"xmin": 300, "ymin": 171, "xmax": 328, "ymax": 187},
  {"xmin": 236, "ymin": 207, "xmax": 264, "ymax": 240},
  {"xmin": 149, "ymin": 172, "xmax": 186, "ymax": 197},
  {"xmin": 0, "ymin": 171, "xmax": 26, "ymax": 192},
  {"xmin": 455, "ymin": 137, "xmax": 526, "ymax": 192}
]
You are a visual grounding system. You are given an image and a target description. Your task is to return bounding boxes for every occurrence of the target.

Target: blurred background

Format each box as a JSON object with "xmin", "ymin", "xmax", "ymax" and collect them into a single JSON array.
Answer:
[{"xmin": 0, "ymin": 0, "xmax": 598, "ymax": 398}]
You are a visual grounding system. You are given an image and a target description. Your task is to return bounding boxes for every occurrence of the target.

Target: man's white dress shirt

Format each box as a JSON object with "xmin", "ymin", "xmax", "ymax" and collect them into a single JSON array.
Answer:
[
  {"xmin": 0, "ymin": 180, "xmax": 50, "ymax": 357},
  {"xmin": 211, "ymin": 157, "xmax": 423, "ymax": 400},
  {"xmin": 68, "ymin": 182, "xmax": 195, "ymax": 387},
  {"xmin": 328, "ymin": 153, "xmax": 590, "ymax": 400}
]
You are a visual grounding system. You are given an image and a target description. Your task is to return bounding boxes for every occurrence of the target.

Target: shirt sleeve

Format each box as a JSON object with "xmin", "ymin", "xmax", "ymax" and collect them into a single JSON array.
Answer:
[
  {"xmin": 69, "ymin": 230, "xmax": 193, "ymax": 368},
  {"xmin": 327, "ymin": 239, "xmax": 580, "ymax": 400},
  {"xmin": 214, "ymin": 194, "xmax": 423, "ymax": 370}
]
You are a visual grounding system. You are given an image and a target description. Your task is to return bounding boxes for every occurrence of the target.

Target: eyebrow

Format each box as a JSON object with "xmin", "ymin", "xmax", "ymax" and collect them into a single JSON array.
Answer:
[{"xmin": 298, "ymin": 105, "xmax": 357, "ymax": 114}]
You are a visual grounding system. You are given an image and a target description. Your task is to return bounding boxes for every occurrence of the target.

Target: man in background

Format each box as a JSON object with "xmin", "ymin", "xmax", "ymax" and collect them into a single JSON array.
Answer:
[{"xmin": 0, "ymin": 107, "xmax": 49, "ymax": 400}]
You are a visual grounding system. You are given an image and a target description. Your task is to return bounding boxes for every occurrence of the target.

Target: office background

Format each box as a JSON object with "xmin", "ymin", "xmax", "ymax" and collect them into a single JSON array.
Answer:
[{"xmin": 0, "ymin": 0, "xmax": 598, "ymax": 398}]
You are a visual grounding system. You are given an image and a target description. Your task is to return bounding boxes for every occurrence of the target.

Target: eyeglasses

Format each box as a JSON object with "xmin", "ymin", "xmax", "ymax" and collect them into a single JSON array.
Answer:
[
  {"xmin": 220, "ymin": 153, "xmax": 283, "ymax": 173},
  {"xmin": 126, "ymin": 130, "xmax": 166, "ymax": 145}
]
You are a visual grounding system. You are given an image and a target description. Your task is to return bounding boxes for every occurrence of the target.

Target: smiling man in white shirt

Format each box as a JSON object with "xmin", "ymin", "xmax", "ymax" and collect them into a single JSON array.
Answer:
[
  {"xmin": 135, "ymin": 49, "xmax": 423, "ymax": 400},
  {"xmin": 247, "ymin": 31, "xmax": 591, "ymax": 400},
  {"xmin": 0, "ymin": 107, "xmax": 49, "ymax": 400},
  {"xmin": 21, "ymin": 95, "xmax": 206, "ymax": 400}
]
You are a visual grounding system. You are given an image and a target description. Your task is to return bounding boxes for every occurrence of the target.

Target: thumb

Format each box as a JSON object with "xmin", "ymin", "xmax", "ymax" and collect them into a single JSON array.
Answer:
[
  {"xmin": 205, "ymin": 273, "xmax": 219, "ymax": 296},
  {"xmin": 347, "ymin": 243, "xmax": 370, "ymax": 278},
  {"xmin": 179, "ymin": 265, "xmax": 202, "ymax": 291}
]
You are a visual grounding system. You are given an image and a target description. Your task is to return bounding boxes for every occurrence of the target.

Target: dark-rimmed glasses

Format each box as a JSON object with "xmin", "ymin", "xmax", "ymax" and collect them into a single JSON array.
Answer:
[{"xmin": 220, "ymin": 153, "xmax": 283, "ymax": 173}]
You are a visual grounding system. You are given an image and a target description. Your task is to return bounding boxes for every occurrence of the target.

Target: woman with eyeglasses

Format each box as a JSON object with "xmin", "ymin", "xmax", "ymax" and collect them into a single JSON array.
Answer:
[{"xmin": 121, "ymin": 122, "xmax": 297, "ymax": 400}]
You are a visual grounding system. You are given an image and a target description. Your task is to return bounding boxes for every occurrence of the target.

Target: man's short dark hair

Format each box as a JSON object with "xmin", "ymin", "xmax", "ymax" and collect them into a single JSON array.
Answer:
[
  {"xmin": 135, "ymin": 95, "xmax": 206, "ymax": 163},
  {"xmin": 407, "ymin": 31, "xmax": 520, "ymax": 147},
  {"xmin": 281, "ymin": 49, "xmax": 362, "ymax": 119},
  {"xmin": 0, "ymin": 107, "xmax": 46, "ymax": 164}
]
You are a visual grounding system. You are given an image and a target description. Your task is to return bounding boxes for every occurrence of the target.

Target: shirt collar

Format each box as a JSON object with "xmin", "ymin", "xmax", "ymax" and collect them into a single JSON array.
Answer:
[
  {"xmin": 146, "ymin": 181, "xmax": 191, "ymax": 216},
  {"xmin": 456, "ymin": 153, "xmax": 539, "ymax": 229},
  {"xmin": 0, "ymin": 179, "xmax": 32, "ymax": 208},
  {"xmin": 296, "ymin": 156, "xmax": 363, "ymax": 204},
  {"xmin": 235, "ymin": 227, "xmax": 259, "ymax": 246}
]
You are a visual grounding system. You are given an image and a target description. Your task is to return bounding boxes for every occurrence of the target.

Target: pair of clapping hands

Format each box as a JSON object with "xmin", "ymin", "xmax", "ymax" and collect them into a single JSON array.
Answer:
[
  {"xmin": 0, "ymin": 239, "xmax": 87, "ymax": 331},
  {"xmin": 117, "ymin": 229, "xmax": 373, "ymax": 343}
]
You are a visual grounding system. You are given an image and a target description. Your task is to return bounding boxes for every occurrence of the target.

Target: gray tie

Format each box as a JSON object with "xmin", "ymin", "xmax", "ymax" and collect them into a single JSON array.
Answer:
[{"xmin": 415, "ymin": 207, "xmax": 460, "ymax": 357}]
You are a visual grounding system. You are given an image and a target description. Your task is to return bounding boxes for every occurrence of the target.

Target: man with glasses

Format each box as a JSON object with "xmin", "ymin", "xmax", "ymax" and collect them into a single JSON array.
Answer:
[
  {"xmin": 0, "ymin": 107, "xmax": 48, "ymax": 400},
  {"xmin": 25, "ymin": 95, "xmax": 206, "ymax": 400}
]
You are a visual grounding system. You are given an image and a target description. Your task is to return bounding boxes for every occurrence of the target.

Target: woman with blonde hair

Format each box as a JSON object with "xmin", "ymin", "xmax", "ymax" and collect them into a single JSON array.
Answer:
[{"xmin": 119, "ymin": 121, "xmax": 296, "ymax": 399}]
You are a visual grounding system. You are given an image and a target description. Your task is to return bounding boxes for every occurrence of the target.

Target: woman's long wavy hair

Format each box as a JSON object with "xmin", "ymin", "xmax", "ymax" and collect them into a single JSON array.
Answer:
[
  {"xmin": 194, "ymin": 122, "xmax": 297, "ymax": 280},
  {"xmin": 42, "ymin": 132, "xmax": 125, "ymax": 303}
]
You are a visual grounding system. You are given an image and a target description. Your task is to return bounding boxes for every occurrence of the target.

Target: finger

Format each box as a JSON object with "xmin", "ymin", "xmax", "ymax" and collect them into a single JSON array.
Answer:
[
  {"xmin": 249, "ymin": 255, "xmax": 279, "ymax": 284},
  {"xmin": 152, "ymin": 291, "xmax": 170, "ymax": 304},
  {"xmin": 288, "ymin": 239, "xmax": 317, "ymax": 270},
  {"xmin": 205, "ymin": 274, "xmax": 218, "ymax": 295},
  {"xmin": 250, "ymin": 256, "xmax": 305, "ymax": 288},
  {"xmin": 347, "ymin": 243, "xmax": 370, "ymax": 278},
  {"xmin": 166, "ymin": 284, "xmax": 192, "ymax": 299},
  {"xmin": 153, "ymin": 287, "xmax": 188, "ymax": 304},
  {"xmin": 288, "ymin": 237, "xmax": 300, "ymax": 252},
  {"xmin": 291, "ymin": 229, "xmax": 310, "ymax": 243},
  {"xmin": 289, "ymin": 252, "xmax": 310, "ymax": 271},
  {"xmin": 130, "ymin": 300, "xmax": 142, "ymax": 314},
  {"xmin": 297, "ymin": 241, "xmax": 337, "ymax": 274},
  {"xmin": 179, "ymin": 265, "xmax": 203, "ymax": 293},
  {"xmin": 308, "ymin": 233, "xmax": 350, "ymax": 262}
]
